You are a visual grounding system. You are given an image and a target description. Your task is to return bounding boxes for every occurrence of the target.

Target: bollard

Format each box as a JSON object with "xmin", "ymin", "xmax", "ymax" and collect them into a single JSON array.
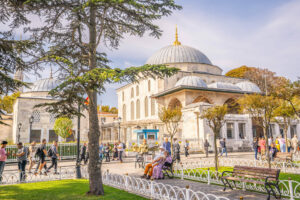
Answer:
[
  {"xmin": 207, "ymin": 168, "xmax": 210, "ymax": 185},
  {"xmin": 283, "ymin": 162, "xmax": 286, "ymax": 173},
  {"xmin": 186, "ymin": 185, "xmax": 190, "ymax": 200},
  {"xmin": 288, "ymin": 177, "xmax": 294, "ymax": 200},
  {"xmin": 150, "ymin": 179, "xmax": 154, "ymax": 199},
  {"xmin": 59, "ymin": 167, "xmax": 62, "ymax": 180},
  {"xmin": 125, "ymin": 173, "xmax": 128, "ymax": 191}
]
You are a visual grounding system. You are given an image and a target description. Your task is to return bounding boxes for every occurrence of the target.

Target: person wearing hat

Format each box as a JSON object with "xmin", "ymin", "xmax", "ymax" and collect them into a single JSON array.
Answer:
[
  {"xmin": 141, "ymin": 146, "xmax": 165, "ymax": 179},
  {"xmin": 0, "ymin": 141, "xmax": 9, "ymax": 183},
  {"xmin": 13, "ymin": 142, "xmax": 28, "ymax": 182}
]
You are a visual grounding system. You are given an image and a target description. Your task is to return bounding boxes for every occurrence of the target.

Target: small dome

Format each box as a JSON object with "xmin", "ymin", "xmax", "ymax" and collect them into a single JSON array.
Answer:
[
  {"xmin": 24, "ymin": 77, "xmax": 61, "ymax": 93},
  {"xmin": 208, "ymin": 82, "xmax": 241, "ymax": 91},
  {"xmin": 236, "ymin": 81, "xmax": 261, "ymax": 93},
  {"xmin": 175, "ymin": 76, "xmax": 207, "ymax": 87},
  {"xmin": 146, "ymin": 45, "xmax": 212, "ymax": 65}
]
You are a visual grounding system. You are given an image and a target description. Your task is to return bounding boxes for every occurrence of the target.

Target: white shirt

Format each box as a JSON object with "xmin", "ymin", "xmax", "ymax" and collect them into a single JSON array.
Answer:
[{"xmin": 118, "ymin": 143, "xmax": 124, "ymax": 152}]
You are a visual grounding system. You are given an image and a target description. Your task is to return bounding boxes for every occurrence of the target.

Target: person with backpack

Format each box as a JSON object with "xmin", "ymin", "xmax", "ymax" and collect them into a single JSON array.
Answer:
[
  {"xmin": 34, "ymin": 139, "xmax": 48, "ymax": 175},
  {"xmin": 104, "ymin": 143, "xmax": 111, "ymax": 162},
  {"xmin": 13, "ymin": 142, "xmax": 28, "ymax": 182},
  {"xmin": 46, "ymin": 141, "xmax": 59, "ymax": 174}
]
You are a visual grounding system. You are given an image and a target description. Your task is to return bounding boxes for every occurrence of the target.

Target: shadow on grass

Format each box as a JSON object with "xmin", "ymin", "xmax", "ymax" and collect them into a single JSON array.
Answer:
[{"xmin": 0, "ymin": 179, "xmax": 146, "ymax": 200}]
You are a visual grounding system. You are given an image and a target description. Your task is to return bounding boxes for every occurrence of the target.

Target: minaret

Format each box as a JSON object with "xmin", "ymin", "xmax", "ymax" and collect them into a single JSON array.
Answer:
[
  {"xmin": 173, "ymin": 25, "xmax": 181, "ymax": 46},
  {"xmin": 14, "ymin": 34, "xmax": 24, "ymax": 92}
]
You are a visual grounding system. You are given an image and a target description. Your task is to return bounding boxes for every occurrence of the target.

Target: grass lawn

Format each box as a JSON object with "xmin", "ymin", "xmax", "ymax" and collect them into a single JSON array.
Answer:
[{"xmin": 0, "ymin": 179, "xmax": 147, "ymax": 200}]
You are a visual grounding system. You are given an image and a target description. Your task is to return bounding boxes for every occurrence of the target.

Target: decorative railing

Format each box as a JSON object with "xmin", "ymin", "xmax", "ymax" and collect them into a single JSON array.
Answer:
[
  {"xmin": 174, "ymin": 159, "xmax": 300, "ymax": 200},
  {"xmin": 102, "ymin": 171, "xmax": 230, "ymax": 200}
]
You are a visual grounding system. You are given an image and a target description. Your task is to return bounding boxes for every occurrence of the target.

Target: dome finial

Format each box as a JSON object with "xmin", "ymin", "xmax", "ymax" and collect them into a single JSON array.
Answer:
[{"xmin": 173, "ymin": 25, "xmax": 181, "ymax": 46}]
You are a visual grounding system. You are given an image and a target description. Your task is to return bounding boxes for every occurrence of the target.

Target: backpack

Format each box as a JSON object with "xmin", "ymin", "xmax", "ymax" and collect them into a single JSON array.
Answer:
[
  {"xmin": 123, "ymin": 143, "xmax": 126, "ymax": 149},
  {"xmin": 35, "ymin": 147, "xmax": 42, "ymax": 157},
  {"xmin": 47, "ymin": 148, "xmax": 53, "ymax": 157}
]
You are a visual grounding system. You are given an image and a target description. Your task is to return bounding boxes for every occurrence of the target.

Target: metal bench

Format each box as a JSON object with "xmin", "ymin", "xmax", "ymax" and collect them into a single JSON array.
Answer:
[
  {"xmin": 221, "ymin": 166, "xmax": 281, "ymax": 200},
  {"xmin": 275, "ymin": 152, "xmax": 292, "ymax": 162}
]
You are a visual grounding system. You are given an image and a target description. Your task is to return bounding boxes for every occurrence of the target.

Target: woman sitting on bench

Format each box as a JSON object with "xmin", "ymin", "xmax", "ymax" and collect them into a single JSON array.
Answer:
[
  {"xmin": 152, "ymin": 151, "xmax": 172, "ymax": 179},
  {"xmin": 141, "ymin": 146, "xmax": 165, "ymax": 179}
]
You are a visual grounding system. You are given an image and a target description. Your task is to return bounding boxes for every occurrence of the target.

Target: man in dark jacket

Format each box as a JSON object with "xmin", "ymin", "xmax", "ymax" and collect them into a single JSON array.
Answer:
[
  {"xmin": 80, "ymin": 143, "xmax": 87, "ymax": 164},
  {"xmin": 173, "ymin": 138, "xmax": 180, "ymax": 163},
  {"xmin": 220, "ymin": 138, "xmax": 227, "ymax": 157}
]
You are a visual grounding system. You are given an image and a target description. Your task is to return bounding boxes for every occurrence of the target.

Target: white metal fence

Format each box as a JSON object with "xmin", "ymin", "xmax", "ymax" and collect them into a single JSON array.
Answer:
[{"xmin": 174, "ymin": 158, "xmax": 300, "ymax": 200}]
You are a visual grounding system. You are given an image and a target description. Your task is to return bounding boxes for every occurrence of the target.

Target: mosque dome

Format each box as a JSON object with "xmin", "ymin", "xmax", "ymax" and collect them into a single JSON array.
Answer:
[
  {"xmin": 175, "ymin": 76, "xmax": 207, "ymax": 88},
  {"xmin": 208, "ymin": 82, "xmax": 241, "ymax": 91},
  {"xmin": 146, "ymin": 27, "xmax": 212, "ymax": 65},
  {"xmin": 24, "ymin": 77, "xmax": 61, "ymax": 93},
  {"xmin": 235, "ymin": 81, "xmax": 261, "ymax": 93}
]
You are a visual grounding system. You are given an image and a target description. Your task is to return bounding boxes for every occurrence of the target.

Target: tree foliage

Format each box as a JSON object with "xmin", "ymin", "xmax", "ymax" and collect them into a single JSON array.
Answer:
[
  {"xmin": 53, "ymin": 117, "xmax": 74, "ymax": 139},
  {"xmin": 238, "ymin": 94, "xmax": 279, "ymax": 168},
  {"xmin": 109, "ymin": 107, "xmax": 118, "ymax": 114},
  {"xmin": 200, "ymin": 105, "xmax": 227, "ymax": 171},
  {"xmin": 0, "ymin": 92, "xmax": 20, "ymax": 114},
  {"xmin": 225, "ymin": 65, "xmax": 253, "ymax": 78},
  {"xmin": 13, "ymin": 0, "xmax": 181, "ymax": 195},
  {"xmin": 158, "ymin": 106, "xmax": 182, "ymax": 156}
]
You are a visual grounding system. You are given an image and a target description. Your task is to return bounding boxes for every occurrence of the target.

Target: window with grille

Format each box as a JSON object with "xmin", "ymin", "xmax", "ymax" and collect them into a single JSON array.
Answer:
[
  {"xmin": 238, "ymin": 123, "xmax": 246, "ymax": 139},
  {"xmin": 50, "ymin": 113, "xmax": 57, "ymax": 123},
  {"xmin": 32, "ymin": 110, "xmax": 40, "ymax": 122},
  {"xmin": 226, "ymin": 123, "xmax": 234, "ymax": 139}
]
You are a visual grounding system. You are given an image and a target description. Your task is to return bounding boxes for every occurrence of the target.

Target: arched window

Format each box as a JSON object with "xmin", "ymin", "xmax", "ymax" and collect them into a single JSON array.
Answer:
[
  {"xmin": 144, "ymin": 97, "xmax": 149, "ymax": 117},
  {"xmin": 131, "ymin": 88, "xmax": 134, "ymax": 98},
  {"xmin": 151, "ymin": 98, "xmax": 155, "ymax": 116},
  {"xmin": 136, "ymin": 86, "xmax": 139, "ymax": 96},
  {"xmin": 131, "ymin": 101, "xmax": 134, "ymax": 120},
  {"xmin": 224, "ymin": 98, "xmax": 240, "ymax": 114},
  {"xmin": 136, "ymin": 99, "xmax": 140, "ymax": 119},
  {"xmin": 122, "ymin": 92, "xmax": 124, "ymax": 101},
  {"xmin": 168, "ymin": 98, "xmax": 182, "ymax": 109},
  {"xmin": 148, "ymin": 80, "xmax": 151, "ymax": 92},
  {"xmin": 122, "ymin": 104, "xmax": 126, "ymax": 121},
  {"xmin": 192, "ymin": 96, "xmax": 211, "ymax": 104}
]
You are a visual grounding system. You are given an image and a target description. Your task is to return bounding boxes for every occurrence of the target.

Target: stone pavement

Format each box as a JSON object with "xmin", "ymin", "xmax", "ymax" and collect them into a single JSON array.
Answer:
[{"xmin": 3, "ymin": 152, "xmax": 281, "ymax": 200}]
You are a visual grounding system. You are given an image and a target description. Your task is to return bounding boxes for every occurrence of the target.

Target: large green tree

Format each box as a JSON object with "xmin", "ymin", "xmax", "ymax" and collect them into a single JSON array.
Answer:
[{"xmin": 16, "ymin": 0, "xmax": 181, "ymax": 195}]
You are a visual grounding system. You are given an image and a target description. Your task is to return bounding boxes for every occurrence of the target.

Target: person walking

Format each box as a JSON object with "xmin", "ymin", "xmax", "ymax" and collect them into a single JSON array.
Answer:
[
  {"xmin": 99, "ymin": 143, "xmax": 104, "ymax": 161},
  {"xmin": 292, "ymin": 135, "xmax": 299, "ymax": 154},
  {"xmin": 216, "ymin": 138, "xmax": 221, "ymax": 156},
  {"xmin": 34, "ymin": 139, "xmax": 48, "ymax": 175},
  {"xmin": 163, "ymin": 138, "xmax": 171, "ymax": 155},
  {"xmin": 46, "ymin": 141, "xmax": 60, "ymax": 174},
  {"xmin": 117, "ymin": 141, "xmax": 124, "ymax": 163},
  {"xmin": 173, "ymin": 138, "xmax": 180, "ymax": 163},
  {"xmin": 253, "ymin": 137, "xmax": 259, "ymax": 160},
  {"xmin": 259, "ymin": 137, "xmax": 266, "ymax": 160},
  {"xmin": 80, "ymin": 143, "xmax": 87, "ymax": 164},
  {"xmin": 14, "ymin": 142, "xmax": 28, "ymax": 182},
  {"xmin": 105, "ymin": 143, "xmax": 111, "ymax": 162},
  {"xmin": 220, "ymin": 138, "xmax": 227, "ymax": 157},
  {"xmin": 278, "ymin": 136, "xmax": 286, "ymax": 152},
  {"xmin": 112, "ymin": 143, "xmax": 118, "ymax": 161},
  {"xmin": 28, "ymin": 141, "xmax": 37, "ymax": 173},
  {"xmin": 0, "ymin": 141, "xmax": 9, "ymax": 183},
  {"xmin": 204, "ymin": 139, "xmax": 210, "ymax": 158},
  {"xmin": 184, "ymin": 140, "xmax": 189, "ymax": 157}
]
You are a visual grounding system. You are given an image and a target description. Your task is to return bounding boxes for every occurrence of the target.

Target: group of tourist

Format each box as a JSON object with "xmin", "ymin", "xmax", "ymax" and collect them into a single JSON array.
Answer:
[
  {"xmin": 96, "ymin": 141, "xmax": 126, "ymax": 163},
  {"xmin": 253, "ymin": 135, "xmax": 299, "ymax": 160},
  {"xmin": 0, "ymin": 139, "xmax": 60, "ymax": 183}
]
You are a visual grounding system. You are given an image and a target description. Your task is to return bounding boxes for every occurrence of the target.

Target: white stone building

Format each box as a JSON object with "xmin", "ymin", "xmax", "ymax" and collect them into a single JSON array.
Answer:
[
  {"xmin": 10, "ymin": 73, "xmax": 89, "ymax": 143},
  {"xmin": 116, "ymin": 30, "xmax": 300, "ymax": 151}
]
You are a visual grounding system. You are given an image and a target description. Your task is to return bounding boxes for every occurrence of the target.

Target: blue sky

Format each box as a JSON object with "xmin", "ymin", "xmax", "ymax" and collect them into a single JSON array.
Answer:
[{"xmin": 27, "ymin": 0, "xmax": 300, "ymax": 107}]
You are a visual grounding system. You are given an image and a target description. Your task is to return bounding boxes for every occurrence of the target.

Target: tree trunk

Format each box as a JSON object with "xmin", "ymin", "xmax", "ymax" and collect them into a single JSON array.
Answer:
[
  {"xmin": 213, "ymin": 131, "xmax": 219, "ymax": 172},
  {"xmin": 284, "ymin": 125, "xmax": 288, "ymax": 153},
  {"xmin": 263, "ymin": 127, "xmax": 271, "ymax": 169},
  {"xmin": 86, "ymin": 3, "xmax": 104, "ymax": 195},
  {"xmin": 170, "ymin": 135, "xmax": 173, "ymax": 158}
]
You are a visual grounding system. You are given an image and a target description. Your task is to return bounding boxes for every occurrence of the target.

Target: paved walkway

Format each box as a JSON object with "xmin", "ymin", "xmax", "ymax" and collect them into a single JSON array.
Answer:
[{"xmin": 2, "ymin": 152, "xmax": 283, "ymax": 200}]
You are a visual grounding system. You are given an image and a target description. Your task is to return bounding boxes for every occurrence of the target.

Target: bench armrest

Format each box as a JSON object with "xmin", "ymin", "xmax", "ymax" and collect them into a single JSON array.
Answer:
[
  {"xmin": 221, "ymin": 171, "xmax": 233, "ymax": 177},
  {"xmin": 265, "ymin": 176, "xmax": 278, "ymax": 184}
]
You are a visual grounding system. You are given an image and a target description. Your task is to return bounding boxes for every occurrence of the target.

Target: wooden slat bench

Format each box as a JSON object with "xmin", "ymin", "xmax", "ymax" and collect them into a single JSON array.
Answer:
[
  {"xmin": 275, "ymin": 152, "xmax": 292, "ymax": 162},
  {"xmin": 221, "ymin": 166, "xmax": 281, "ymax": 200}
]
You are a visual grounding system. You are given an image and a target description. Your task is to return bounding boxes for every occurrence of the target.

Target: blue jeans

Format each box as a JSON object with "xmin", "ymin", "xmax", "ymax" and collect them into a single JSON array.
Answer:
[
  {"xmin": 254, "ymin": 148, "xmax": 258, "ymax": 160},
  {"xmin": 18, "ymin": 160, "xmax": 26, "ymax": 182},
  {"xmin": 118, "ymin": 151, "xmax": 123, "ymax": 162},
  {"xmin": 281, "ymin": 144, "xmax": 286, "ymax": 152},
  {"xmin": 221, "ymin": 147, "xmax": 227, "ymax": 157},
  {"xmin": 0, "ymin": 161, "xmax": 5, "ymax": 182}
]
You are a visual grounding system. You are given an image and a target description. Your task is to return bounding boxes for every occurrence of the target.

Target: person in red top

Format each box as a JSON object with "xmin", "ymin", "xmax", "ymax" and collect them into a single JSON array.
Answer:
[
  {"xmin": 0, "ymin": 141, "xmax": 9, "ymax": 182},
  {"xmin": 259, "ymin": 137, "xmax": 266, "ymax": 159}
]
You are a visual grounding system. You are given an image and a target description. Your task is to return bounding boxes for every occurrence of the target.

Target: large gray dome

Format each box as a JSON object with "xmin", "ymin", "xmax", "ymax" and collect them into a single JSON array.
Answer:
[
  {"xmin": 146, "ymin": 45, "xmax": 212, "ymax": 65},
  {"xmin": 175, "ymin": 76, "xmax": 207, "ymax": 88},
  {"xmin": 24, "ymin": 77, "xmax": 61, "ymax": 92}
]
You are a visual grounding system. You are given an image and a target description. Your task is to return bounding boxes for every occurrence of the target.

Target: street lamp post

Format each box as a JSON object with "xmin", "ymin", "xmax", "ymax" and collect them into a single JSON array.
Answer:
[
  {"xmin": 17, "ymin": 123, "xmax": 22, "ymax": 143},
  {"xmin": 117, "ymin": 117, "xmax": 122, "ymax": 141},
  {"xmin": 29, "ymin": 115, "xmax": 34, "ymax": 143},
  {"xmin": 76, "ymin": 103, "xmax": 81, "ymax": 178}
]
